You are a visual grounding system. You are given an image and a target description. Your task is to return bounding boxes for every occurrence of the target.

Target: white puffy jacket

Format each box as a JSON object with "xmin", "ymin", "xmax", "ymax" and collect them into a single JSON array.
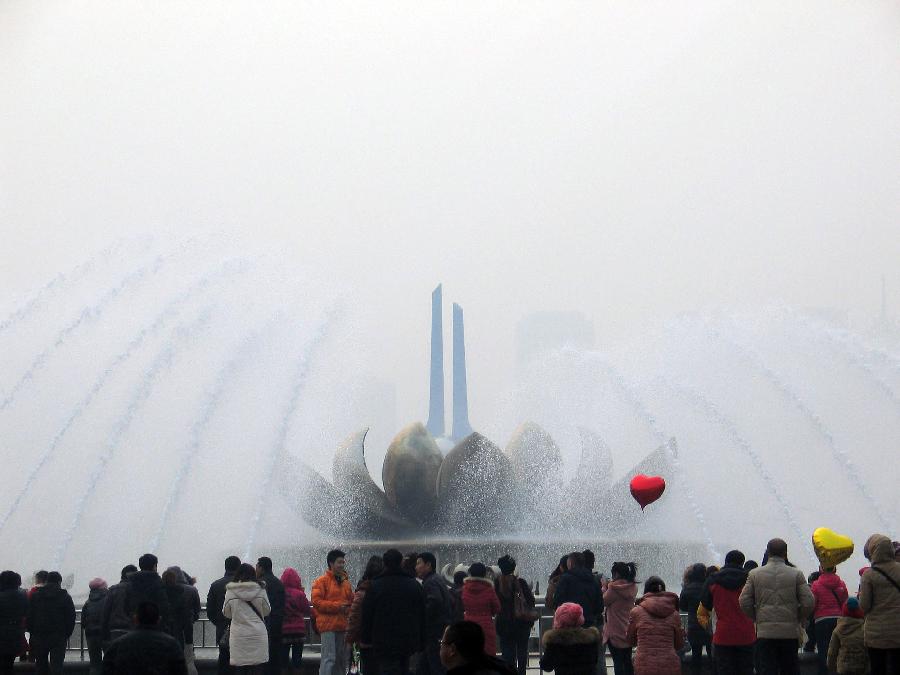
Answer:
[{"xmin": 223, "ymin": 581, "xmax": 271, "ymax": 666}]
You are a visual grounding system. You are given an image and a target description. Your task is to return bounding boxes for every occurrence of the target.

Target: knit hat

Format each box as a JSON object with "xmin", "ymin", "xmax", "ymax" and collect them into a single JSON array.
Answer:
[
  {"xmin": 88, "ymin": 578, "xmax": 107, "ymax": 591},
  {"xmin": 843, "ymin": 597, "xmax": 864, "ymax": 619},
  {"xmin": 553, "ymin": 602, "xmax": 585, "ymax": 629},
  {"xmin": 497, "ymin": 555, "xmax": 516, "ymax": 576}
]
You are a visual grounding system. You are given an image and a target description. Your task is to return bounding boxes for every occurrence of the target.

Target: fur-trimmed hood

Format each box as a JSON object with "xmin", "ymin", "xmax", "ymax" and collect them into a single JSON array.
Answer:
[
  {"xmin": 542, "ymin": 626, "xmax": 600, "ymax": 647},
  {"xmin": 463, "ymin": 576, "xmax": 494, "ymax": 588}
]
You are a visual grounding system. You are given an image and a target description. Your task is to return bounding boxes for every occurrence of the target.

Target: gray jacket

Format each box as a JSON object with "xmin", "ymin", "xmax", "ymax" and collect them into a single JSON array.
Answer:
[
  {"xmin": 739, "ymin": 556, "xmax": 814, "ymax": 639},
  {"xmin": 859, "ymin": 534, "xmax": 900, "ymax": 649}
]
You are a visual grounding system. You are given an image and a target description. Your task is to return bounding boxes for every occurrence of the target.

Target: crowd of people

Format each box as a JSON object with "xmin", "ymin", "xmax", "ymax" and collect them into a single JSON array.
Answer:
[{"xmin": 0, "ymin": 532, "xmax": 897, "ymax": 675}]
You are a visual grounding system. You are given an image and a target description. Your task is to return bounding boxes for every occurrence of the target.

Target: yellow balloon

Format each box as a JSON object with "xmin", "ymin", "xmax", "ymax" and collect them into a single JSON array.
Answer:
[{"xmin": 812, "ymin": 527, "xmax": 854, "ymax": 568}]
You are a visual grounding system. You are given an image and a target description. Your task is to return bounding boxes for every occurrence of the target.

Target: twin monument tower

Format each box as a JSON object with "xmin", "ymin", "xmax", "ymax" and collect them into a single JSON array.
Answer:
[{"xmin": 426, "ymin": 284, "xmax": 473, "ymax": 444}]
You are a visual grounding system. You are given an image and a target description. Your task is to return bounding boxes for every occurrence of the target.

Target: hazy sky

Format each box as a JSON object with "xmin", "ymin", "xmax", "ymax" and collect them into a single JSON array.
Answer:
[{"xmin": 2, "ymin": 0, "xmax": 899, "ymax": 422}]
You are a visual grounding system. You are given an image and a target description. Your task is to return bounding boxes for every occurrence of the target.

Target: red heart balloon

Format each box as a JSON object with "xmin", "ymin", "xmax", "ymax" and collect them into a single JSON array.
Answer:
[{"xmin": 630, "ymin": 474, "xmax": 666, "ymax": 510}]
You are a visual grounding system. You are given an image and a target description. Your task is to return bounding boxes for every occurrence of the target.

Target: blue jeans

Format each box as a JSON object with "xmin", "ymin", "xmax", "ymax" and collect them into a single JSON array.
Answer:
[{"xmin": 319, "ymin": 631, "xmax": 348, "ymax": 675}]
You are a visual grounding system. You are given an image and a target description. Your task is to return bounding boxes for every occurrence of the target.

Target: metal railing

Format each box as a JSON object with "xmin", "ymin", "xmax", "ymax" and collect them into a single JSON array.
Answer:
[
  {"xmin": 61, "ymin": 604, "xmax": 691, "ymax": 664},
  {"xmin": 63, "ymin": 609, "xmax": 322, "ymax": 660}
]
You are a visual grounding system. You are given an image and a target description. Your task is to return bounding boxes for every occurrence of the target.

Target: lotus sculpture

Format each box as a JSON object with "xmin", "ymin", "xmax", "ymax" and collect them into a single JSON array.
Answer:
[{"xmin": 279, "ymin": 421, "xmax": 678, "ymax": 539}]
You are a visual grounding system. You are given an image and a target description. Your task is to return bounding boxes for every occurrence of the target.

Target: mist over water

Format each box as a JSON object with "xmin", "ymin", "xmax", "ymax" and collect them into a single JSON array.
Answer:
[
  {"xmin": 498, "ymin": 309, "xmax": 900, "ymax": 573},
  {"xmin": 0, "ymin": 237, "xmax": 895, "ymax": 594}
]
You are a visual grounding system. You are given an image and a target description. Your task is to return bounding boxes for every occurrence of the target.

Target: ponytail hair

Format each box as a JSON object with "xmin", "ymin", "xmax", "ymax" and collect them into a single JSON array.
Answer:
[{"xmin": 611, "ymin": 562, "xmax": 637, "ymax": 582}]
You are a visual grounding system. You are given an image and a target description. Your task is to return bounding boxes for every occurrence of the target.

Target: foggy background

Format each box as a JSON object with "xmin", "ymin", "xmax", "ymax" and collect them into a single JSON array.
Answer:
[
  {"xmin": 4, "ymin": 1, "xmax": 899, "ymax": 428},
  {"xmin": 1, "ymin": 1, "xmax": 899, "ymax": 582}
]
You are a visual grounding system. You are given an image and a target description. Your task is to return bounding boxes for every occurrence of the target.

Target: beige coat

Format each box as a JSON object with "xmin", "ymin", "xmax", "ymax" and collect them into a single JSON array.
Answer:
[
  {"xmin": 738, "ymin": 556, "xmax": 814, "ymax": 639},
  {"xmin": 859, "ymin": 534, "xmax": 900, "ymax": 649}
]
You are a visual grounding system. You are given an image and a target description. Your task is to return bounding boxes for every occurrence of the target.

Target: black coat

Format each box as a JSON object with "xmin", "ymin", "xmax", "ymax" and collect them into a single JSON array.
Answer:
[
  {"xmin": 163, "ymin": 584, "xmax": 192, "ymax": 646},
  {"xmin": 205, "ymin": 572, "xmax": 234, "ymax": 642},
  {"xmin": 126, "ymin": 571, "xmax": 171, "ymax": 632},
  {"xmin": 81, "ymin": 588, "xmax": 108, "ymax": 638},
  {"xmin": 679, "ymin": 581, "xmax": 705, "ymax": 634},
  {"xmin": 27, "ymin": 584, "xmax": 76, "ymax": 640},
  {"xmin": 422, "ymin": 572, "xmax": 452, "ymax": 640},
  {"xmin": 360, "ymin": 569, "xmax": 425, "ymax": 658},
  {"xmin": 102, "ymin": 625, "xmax": 188, "ymax": 675},
  {"xmin": 0, "ymin": 588, "xmax": 27, "ymax": 655},
  {"xmin": 539, "ymin": 626, "xmax": 601, "ymax": 675},
  {"xmin": 447, "ymin": 656, "xmax": 517, "ymax": 675},
  {"xmin": 101, "ymin": 581, "xmax": 133, "ymax": 641},
  {"xmin": 258, "ymin": 571, "xmax": 286, "ymax": 635},
  {"xmin": 553, "ymin": 568, "xmax": 603, "ymax": 628}
]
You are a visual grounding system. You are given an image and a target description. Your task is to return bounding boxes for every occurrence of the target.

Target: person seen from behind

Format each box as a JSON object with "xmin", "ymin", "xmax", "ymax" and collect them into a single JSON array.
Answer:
[
  {"xmin": 346, "ymin": 556, "xmax": 382, "ymax": 675},
  {"xmin": 553, "ymin": 552, "xmax": 603, "ymax": 630},
  {"xmin": 280, "ymin": 567, "xmax": 312, "ymax": 675},
  {"xmin": 739, "ymin": 538, "xmax": 814, "ymax": 675},
  {"xmin": 360, "ymin": 548, "xmax": 425, "ymax": 675},
  {"xmin": 626, "ymin": 576, "xmax": 684, "ymax": 675},
  {"xmin": 680, "ymin": 563, "xmax": 712, "ymax": 675},
  {"xmin": 449, "ymin": 571, "xmax": 466, "ymax": 625},
  {"xmin": 0, "ymin": 571, "xmax": 27, "ymax": 675},
  {"xmin": 826, "ymin": 597, "xmax": 869, "ymax": 675},
  {"xmin": 494, "ymin": 554, "xmax": 536, "ymax": 675},
  {"xmin": 256, "ymin": 557, "xmax": 286, "ymax": 675},
  {"xmin": 700, "ymin": 549, "xmax": 756, "ymax": 675},
  {"xmin": 207, "ymin": 555, "xmax": 241, "ymax": 675},
  {"xmin": 439, "ymin": 621, "xmax": 515, "ymax": 675},
  {"xmin": 810, "ymin": 563, "xmax": 848, "ymax": 675},
  {"xmin": 223, "ymin": 563, "xmax": 271, "ymax": 674},
  {"xmin": 545, "ymin": 556, "xmax": 568, "ymax": 615},
  {"xmin": 101, "ymin": 600, "xmax": 187, "ymax": 675},
  {"xmin": 539, "ymin": 602, "xmax": 601, "ymax": 675},
  {"xmin": 858, "ymin": 533, "xmax": 900, "ymax": 675},
  {"xmin": 462, "ymin": 563, "xmax": 501, "ymax": 657},
  {"xmin": 81, "ymin": 578, "xmax": 108, "ymax": 675},
  {"xmin": 602, "ymin": 562, "xmax": 637, "ymax": 675},
  {"xmin": 312, "ymin": 550, "xmax": 354, "ymax": 675},
  {"xmin": 100, "ymin": 565, "xmax": 137, "ymax": 647},
  {"xmin": 417, "ymin": 552, "xmax": 453, "ymax": 675},
  {"xmin": 26, "ymin": 571, "xmax": 75, "ymax": 675}
]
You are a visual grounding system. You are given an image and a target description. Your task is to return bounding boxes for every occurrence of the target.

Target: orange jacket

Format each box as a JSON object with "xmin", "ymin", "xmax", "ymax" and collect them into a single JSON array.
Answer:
[{"xmin": 311, "ymin": 570, "xmax": 354, "ymax": 633}]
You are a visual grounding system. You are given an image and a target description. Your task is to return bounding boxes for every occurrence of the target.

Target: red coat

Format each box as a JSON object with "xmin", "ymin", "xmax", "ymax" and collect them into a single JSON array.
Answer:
[
  {"xmin": 280, "ymin": 568, "xmax": 311, "ymax": 636},
  {"xmin": 462, "ymin": 577, "xmax": 500, "ymax": 655},
  {"xmin": 700, "ymin": 566, "xmax": 756, "ymax": 646},
  {"xmin": 811, "ymin": 572, "xmax": 848, "ymax": 620},
  {"xmin": 626, "ymin": 592, "xmax": 684, "ymax": 675}
]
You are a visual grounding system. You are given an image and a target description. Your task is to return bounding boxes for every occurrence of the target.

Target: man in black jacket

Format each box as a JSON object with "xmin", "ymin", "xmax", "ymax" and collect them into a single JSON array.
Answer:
[
  {"xmin": 102, "ymin": 601, "xmax": 187, "ymax": 675},
  {"xmin": 27, "ymin": 571, "xmax": 75, "ymax": 675},
  {"xmin": 553, "ymin": 552, "xmax": 603, "ymax": 627},
  {"xmin": 416, "ymin": 552, "xmax": 452, "ymax": 675},
  {"xmin": 361, "ymin": 549, "xmax": 426, "ymax": 675},
  {"xmin": 126, "ymin": 554, "xmax": 171, "ymax": 638},
  {"xmin": 101, "ymin": 565, "xmax": 137, "ymax": 647},
  {"xmin": 256, "ymin": 556, "xmax": 286, "ymax": 675},
  {"xmin": 207, "ymin": 555, "xmax": 240, "ymax": 675}
]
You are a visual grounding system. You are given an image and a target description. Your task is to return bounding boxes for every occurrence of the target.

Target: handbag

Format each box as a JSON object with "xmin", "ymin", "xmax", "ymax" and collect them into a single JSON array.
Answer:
[
  {"xmin": 512, "ymin": 579, "xmax": 540, "ymax": 623},
  {"xmin": 220, "ymin": 598, "xmax": 266, "ymax": 648}
]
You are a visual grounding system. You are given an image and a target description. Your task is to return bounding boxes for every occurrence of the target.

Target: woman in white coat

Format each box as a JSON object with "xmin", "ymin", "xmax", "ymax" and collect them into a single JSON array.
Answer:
[{"xmin": 223, "ymin": 563, "xmax": 272, "ymax": 673}]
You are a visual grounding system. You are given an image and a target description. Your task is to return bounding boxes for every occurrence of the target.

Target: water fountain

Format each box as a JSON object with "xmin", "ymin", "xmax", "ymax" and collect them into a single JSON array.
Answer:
[{"xmin": 0, "ymin": 240, "xmax": 895, "ymax": 597}]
